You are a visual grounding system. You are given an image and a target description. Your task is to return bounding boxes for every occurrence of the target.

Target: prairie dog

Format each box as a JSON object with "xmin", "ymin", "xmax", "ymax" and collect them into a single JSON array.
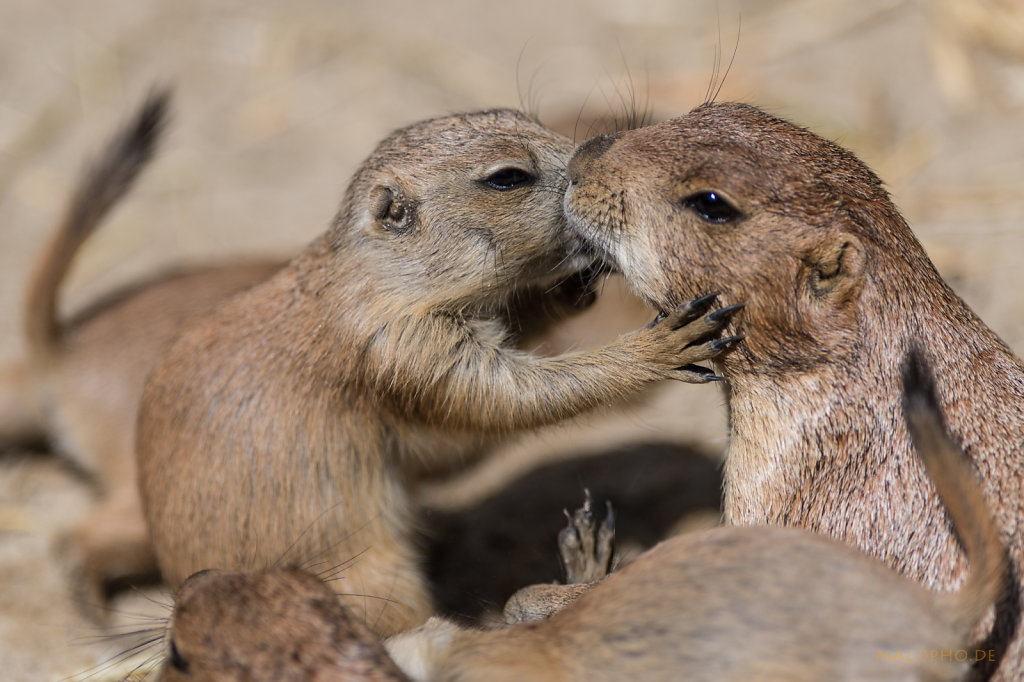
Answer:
[
  {"xmin": 137, "ymin": 108, "xmax": 736, "ymax": 636},
  {"xmin": 160, "ymin": 351, "xmax": 1002, "ymax": 681},
  {"xmin": 162, "ymin": 568, "xmax": 410, "ymax": 682},
  {"xmin": 0, "ymin": 91, "xmax": 283, "ymax": 607},
  {"xmin": 564, "ymin": 101, "xmax": 1024, "ymax": 678}
]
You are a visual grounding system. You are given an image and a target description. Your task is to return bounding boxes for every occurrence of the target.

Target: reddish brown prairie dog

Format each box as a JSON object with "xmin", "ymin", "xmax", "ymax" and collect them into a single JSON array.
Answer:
[
  {"xmin": 564, "ymin": 100, "xmax": 1024, "ymax": 679},
  {"xmin": 136, "ymin": 108, "xmax": 737, "ymax": 636},
  {"xmin": 0, "ymin": 91, "xmax": 283, "ymax": 608},
  {"xmin": 159, "ymin": 353, "xmax": 1002, "ymax": 682}
]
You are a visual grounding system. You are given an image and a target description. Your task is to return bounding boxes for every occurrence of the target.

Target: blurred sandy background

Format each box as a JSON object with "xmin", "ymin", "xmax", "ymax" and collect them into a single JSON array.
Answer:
[{"xmin": 2, "ymin": 0, "xmax": 1024, "ymax": 679}]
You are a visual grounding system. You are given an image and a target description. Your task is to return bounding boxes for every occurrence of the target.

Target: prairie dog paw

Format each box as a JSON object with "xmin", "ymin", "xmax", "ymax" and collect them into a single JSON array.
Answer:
[
  {"xmin": 633, "ymin": 293, "xmax": 744, "ymax": 383},
  {"xmin": 558, "ymin": 489, "xmax": 615, "ymax": 584}
]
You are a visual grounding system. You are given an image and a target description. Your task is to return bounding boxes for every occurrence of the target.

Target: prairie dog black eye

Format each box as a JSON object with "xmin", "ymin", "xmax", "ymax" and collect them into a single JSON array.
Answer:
[
  {"xmin": 482, "ymin": 167, "xmax": 534, "ymax": 191},
  {"xmin": 683, "ymin": 191, "xmax": 741, "ymax": 224}
]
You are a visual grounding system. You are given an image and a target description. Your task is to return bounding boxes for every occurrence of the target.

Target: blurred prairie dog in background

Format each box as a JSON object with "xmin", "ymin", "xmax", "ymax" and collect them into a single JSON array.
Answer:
[{"xmin": 0, "ymin": 91, "xmax": 283, "ymax": 611}]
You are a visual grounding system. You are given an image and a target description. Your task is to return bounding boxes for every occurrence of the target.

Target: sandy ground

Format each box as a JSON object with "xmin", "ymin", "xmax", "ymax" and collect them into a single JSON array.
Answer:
[{"xmin": 2, "ymin": 0, "xmax": 1024, "ymax": 679}]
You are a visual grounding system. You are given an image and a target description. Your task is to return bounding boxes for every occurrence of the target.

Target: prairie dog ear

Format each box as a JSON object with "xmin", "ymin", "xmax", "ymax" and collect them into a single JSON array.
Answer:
[
  {"xmin": 803, "ymin": 233, "xmax": 866, "ymax": 305},
  {"xmin": 368, "ymin": 183, "xmax": 416, "ymax": 234}
]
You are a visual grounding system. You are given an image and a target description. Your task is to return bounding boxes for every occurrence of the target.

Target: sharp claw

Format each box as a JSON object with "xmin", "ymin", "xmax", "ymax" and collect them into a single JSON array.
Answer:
[
  {"xmin": 676, "ymin": 364, "xmax": 722, "ymax": 382},
  {"xmin": 686, "ymin": 292, "xmax": 719, "ymax": 310},
  {"xmin": 574, "ymin": 490, "xmax": 592, "ymax": 527},
  {"xmin": 676, "ymin": 292, "xmax": 719, "ymax": 319},
  {"xmin": 710, "ymin": 334, "xmax": 745, "ymax": 352},
  {"xmin": 706, "ymin": 302, "xmax": 745, "ymax": 323},
  {"xmin": 603, "ymin": 500, "xmax": 615, "ymax": 531},
  {"xmin": 664, "ymin": 294, "xmax": 720, "ymax": 330}
]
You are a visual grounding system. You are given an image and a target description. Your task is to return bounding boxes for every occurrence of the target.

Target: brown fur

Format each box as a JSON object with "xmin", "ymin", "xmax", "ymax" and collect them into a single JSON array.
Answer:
[
  {"xmin": 136, "ymin": 108, "xmax": 733, "ymax": 636},
  {"xmin": 563, "ymin": 100, "xmax": 1024, "ymax": 679},
  {"xmin": 159, "ymin": 362, "xmax": 1001, "ymax": 681},
  {"xmin": 162, "ymin": 568, "xmax": 409, "ymax": 682},
  {"xmin": 0, "ymin": 91, "xmax": 284, "ymax": 609}
]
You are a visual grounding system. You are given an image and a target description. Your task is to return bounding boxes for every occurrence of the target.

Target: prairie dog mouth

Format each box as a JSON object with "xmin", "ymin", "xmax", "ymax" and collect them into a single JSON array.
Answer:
[{"xmin": 562, "ymin": 196, "xmax": 622, "ymax": 278}]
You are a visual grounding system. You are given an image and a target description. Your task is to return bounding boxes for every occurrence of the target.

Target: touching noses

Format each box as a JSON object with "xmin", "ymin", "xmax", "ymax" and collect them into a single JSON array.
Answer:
[{"xmin": 567, "ymin": 132, "xmax": 620, "ymax": 184}]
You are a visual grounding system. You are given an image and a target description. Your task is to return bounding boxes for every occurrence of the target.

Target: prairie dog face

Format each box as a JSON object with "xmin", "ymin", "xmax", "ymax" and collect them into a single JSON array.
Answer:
[
  {"xmin": 562, "ymin": 102, "xmax": 921, "ymax": 371},
  {"xmin": 335, "ymin": 109, "xmax": 593, "ymax": 314}
]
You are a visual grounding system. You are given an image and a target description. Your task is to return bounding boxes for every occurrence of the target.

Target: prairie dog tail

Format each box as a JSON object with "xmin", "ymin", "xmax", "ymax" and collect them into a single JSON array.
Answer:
[
  {"xmin": 901, "ymin": 348, "xmax": 1006, "ymax": 637},
  {"xmin": 23, "ymin": 89, "xmax": 169, "ymax": 362}
]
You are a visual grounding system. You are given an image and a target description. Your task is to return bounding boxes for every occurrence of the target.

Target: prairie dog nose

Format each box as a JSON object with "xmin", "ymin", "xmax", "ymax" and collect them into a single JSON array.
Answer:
[{"xmin": 567, "ymin": 133, "xmax": 620, "ymax": 183}]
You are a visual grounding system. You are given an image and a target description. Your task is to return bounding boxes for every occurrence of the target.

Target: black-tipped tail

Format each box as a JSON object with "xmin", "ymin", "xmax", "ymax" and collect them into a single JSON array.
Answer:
[
  {"xmin": 23, "ymin": 88, "xmax": 171, "ymax": 358},
  {"xmin": 901, "ymin": 346, "xmax": 1006, "ymax": 637}
]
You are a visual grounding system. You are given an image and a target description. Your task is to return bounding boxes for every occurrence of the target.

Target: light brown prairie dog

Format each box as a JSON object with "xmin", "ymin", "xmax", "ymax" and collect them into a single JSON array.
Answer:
[
  {"xmin": 160, "ymin": 352, "xmax": 1002, "ymax": 681},
  {"xmin": 0, "ymin": 91, "xmax": 284, "ymax": 608},
  {"xmin": 564, "ymin": 101, "xmax": 1024, "ymax": 679},
  {"xmin": 136, "ymin": 108, "xmax": 737, "ymax": 636}
]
